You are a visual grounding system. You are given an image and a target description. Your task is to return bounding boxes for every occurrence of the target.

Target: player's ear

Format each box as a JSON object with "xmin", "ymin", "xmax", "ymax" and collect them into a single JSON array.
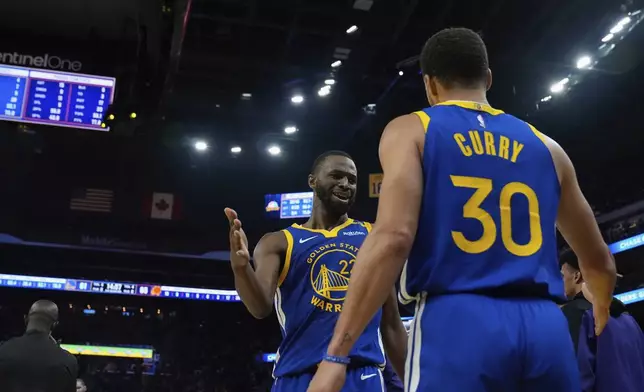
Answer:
[
  {"xmin": 426, "ymin": 76, "xmax": 440, "ymax": 105},
  {"xmin": 485, "ymin": 69, "xmax": 492, "ymax": 91},
  {"xmin": 308, "ymin": 174, "xmax": 316, "ymax": 190},
  {"xmin": 574, "ymin": 270, "xmax": 583, "ymax": 284}
]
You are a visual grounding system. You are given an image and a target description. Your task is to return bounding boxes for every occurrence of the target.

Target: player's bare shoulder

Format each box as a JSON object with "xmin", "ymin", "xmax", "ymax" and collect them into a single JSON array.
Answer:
[
  {"xmin": 524, "ymin": 122, "xmax": 570, "ymax": 185},
  {"xmin": 255, "ymin": 230, "xmax": 288, "ymax": 256}
]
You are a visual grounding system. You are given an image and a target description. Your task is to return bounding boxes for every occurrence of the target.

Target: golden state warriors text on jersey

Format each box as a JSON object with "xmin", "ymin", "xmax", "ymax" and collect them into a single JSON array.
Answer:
[
  {"xmin": 308, "ymin": 241, "xmax": 360, "ymax": 313},
  {"xmin": 401, "ymin": 101, "xmax": 565, "ymax": 305},
  {"xmin": 272, "ymin": 219, "xmax": 385, "ymax": 377}
]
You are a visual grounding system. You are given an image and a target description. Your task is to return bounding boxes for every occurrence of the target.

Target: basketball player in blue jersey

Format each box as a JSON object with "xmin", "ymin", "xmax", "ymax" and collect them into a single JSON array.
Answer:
[
  {"xmin": 308, "ymin": 28, "xmax": 617, "ymax": 392},
  {"xmin": 225, "ymin": 150, "xmax": 407, "ymax": 392}
]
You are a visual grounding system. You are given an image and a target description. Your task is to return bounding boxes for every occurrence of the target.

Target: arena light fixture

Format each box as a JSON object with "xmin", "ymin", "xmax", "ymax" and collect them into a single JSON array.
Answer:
[
  {"xmin": 318, "ymin": 85, "xmax": 331, "ymax": 97},
  {"xmin": 194, "ymin": 141, "xmax": 208, "ymax": 151},
  {"xmin": 346, "ymin": 25, "xmax": 358, "ymax": 34},
  {"xmin": 399, "ymin": 71, "xmax": 404, "ymax": 76},
  {"xmin": 549, "ymin": 77, "xmax": 569, "ymax": 94},
  {"xmin": 291, "ymin": 95, "xmax": 304, "ymax": 104},
  {"xmin": 267, "ymin": 145, "xmax": 281, "ymax": 156},
  {"xmin": 576, "ymin": 55, "xmax": 592, "ymax": 69},
  {"xmin": 331, "ymin": 60, "xmax": 342, "ymax": 68},
  {"xmin": 601, "ymin": 33, "xmax": 614, "ymax": 42},
  {"xmin": 324, "ymin": 79, "xmax": 335, "ymax": 85},
  {"xmin": 130, "ymin": 112, "xmax": 137, "ymax": 119},
  {"xmin": 284, "ymin": 126, "xmax": 298, "ymax": 134},
  {"xmin": 230, "ymin": 146, "xmax": 242, "ymax": 154}
]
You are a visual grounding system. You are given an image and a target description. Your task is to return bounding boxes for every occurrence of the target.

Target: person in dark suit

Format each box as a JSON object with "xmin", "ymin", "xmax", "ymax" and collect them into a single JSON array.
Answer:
[
  {"xmin": 0, "ymin": 300, "xmax": 78, "ymax": 392},
  {"xmin": 560, "ymin": 250, "xmax": 644, "ymax": 392}
]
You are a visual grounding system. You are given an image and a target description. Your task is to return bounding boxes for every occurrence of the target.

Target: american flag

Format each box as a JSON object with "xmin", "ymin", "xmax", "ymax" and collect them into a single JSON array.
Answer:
[{"xmin": 70, "ymin": 188, "xmax": 113, "ymax": 213}]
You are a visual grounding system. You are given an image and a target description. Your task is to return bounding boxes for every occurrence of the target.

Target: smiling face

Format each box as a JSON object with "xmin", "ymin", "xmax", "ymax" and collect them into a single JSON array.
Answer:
[{"xmin": 309, "ymin": 155, "xmax": 357, "ymax": 216}]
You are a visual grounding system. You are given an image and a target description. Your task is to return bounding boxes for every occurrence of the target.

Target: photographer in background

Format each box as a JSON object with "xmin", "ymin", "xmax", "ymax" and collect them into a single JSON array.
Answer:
[
  {"xmin": 560, "ymin": 250, "xmax": 644, "ymax": 391},
  {"xmin": 0, "ymin": 300, "xmax": 78, "ymax": 392}
]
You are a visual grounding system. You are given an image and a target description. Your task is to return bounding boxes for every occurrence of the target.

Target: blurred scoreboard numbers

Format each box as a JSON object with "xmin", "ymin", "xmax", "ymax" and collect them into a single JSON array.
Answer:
[{"xmin": 369, "ymin": 173, "xmax": 383, "ymax": 198}]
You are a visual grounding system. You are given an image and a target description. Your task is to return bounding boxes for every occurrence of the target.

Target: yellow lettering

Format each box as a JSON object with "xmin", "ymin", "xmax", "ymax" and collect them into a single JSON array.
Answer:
[
  {"xmin": 510, "ymin": 141, "xmax": 524, "ymax": 163},
  {"xmin": 316, "ymin": 299, "xmax": 325, "ymax": 310},
  {"xmin": 311, "ymin": 296, "xmax": 321, "ymax": 306},
  {"xmin": 468, "ymin": 131, "xmax": 484, "ymax": 155},
  {"xmin": 454, "ymin": 133, "xmax": 472, "ymax": 157},
  {"xmin": 334, "ymin": 304, "xmax": 342, "ymax": 312},
  {"xmin": 499, "ymin": 136, "xmax": 510, "ymax": 160},
  {"xmin": 325, "ymin": 303, "xmax": 333, "ymax": 312},
  {"xmin": 484, "ymin": 131, "xmax": 496, "ymax": 156}
]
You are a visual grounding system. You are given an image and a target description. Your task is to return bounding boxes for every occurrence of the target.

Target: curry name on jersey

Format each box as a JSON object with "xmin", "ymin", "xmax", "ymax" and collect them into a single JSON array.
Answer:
[
  {"xmin": 401, "ymin": 101, "xmax": 565, "ymax": 305},
  {"xmin": 272, "ymin": 218, "xmax": 385, "ymax": 377}
]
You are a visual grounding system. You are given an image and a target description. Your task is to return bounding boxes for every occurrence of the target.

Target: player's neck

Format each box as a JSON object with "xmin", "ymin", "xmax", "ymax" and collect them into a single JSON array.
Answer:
[
  {"xmin": 305, "ymin": 206, "xmax": 349, "ymax": 231},
  {"xmin": 439, "ymin": 90, "xmax": 489, "ymax": 105}
]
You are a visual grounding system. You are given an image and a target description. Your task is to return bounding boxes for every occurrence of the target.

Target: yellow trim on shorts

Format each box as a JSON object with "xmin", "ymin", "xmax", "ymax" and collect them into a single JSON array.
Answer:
[
  {"xmin": 413, "ymin": 111, "xmax": 431, "ymax": 133},
  {"xmin": 277, "ymin": 230, "xmax": 293, "ymax": 287}
]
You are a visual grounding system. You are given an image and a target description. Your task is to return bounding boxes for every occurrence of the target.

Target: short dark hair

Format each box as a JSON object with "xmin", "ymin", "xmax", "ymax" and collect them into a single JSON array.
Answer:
[
  {"xmin": 560, "ymin": 248, "xmax": 580, "ymax": 271},
  {"xmin": 420, "ymin": 27, "xmax": 489, "ymax": 89},
  {"xmin": 311, "ymin": 150, "xmax": 353, "ymax": 175}
]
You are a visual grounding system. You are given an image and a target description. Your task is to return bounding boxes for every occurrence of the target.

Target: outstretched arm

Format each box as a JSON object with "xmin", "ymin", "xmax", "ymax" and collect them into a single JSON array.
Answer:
[
  {"xmin": 225, "ymin": 208, "xmax": 285, "ymax": 319},
  {"xmin": 326, "ymin": 114, "xmax": 425, "ymax": 357}
]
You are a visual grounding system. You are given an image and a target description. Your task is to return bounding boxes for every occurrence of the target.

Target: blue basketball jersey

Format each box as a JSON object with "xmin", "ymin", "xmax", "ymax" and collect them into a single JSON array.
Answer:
[
  {"xmin": 272, "ymin": 218, "xmax": 386, "ymax": 377},
  {"xmin": 400, "ymin": 101, "xmax": 565, "ymax": 304}
]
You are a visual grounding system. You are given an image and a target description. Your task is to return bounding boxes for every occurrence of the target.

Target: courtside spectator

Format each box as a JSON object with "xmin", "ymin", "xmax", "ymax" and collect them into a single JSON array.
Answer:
[{"xmin": 0, "ymin": 300, "xmax": 78, "ymax": 392}]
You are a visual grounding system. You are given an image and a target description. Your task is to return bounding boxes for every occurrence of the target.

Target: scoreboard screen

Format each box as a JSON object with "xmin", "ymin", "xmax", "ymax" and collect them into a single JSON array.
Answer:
[
  {"xmin": 0, "ymin": 273, "xmax": 240, "ymax": 302},
  {"xmin": 265, "ymin": 192, "xmax": 313, "ymax": 219},
  {"xmin": 0, "ymin": 65, "xmax": 115, "ymax": 131}
]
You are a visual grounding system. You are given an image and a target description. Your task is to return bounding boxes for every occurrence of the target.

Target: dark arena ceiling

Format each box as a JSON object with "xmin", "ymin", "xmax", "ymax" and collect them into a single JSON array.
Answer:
[{"xmin": 0, "ymin": 0, "xmax": 643, "ymax": 295}]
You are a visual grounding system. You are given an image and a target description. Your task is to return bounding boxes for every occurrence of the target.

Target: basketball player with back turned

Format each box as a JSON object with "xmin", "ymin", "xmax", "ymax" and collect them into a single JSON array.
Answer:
[
  {"xmin": 225, "ymin": 151, "xmax": 407, "ymax": 392},
  {"xmin": 308, "ymin": 28, "xmax": 617, "ymax": 392}
]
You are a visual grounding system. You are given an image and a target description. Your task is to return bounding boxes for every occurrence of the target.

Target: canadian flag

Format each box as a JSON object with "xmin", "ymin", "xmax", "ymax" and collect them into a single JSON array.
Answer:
[{"xmin": 150, "ymin": 192, "xmax": 178, "ymax": 220}]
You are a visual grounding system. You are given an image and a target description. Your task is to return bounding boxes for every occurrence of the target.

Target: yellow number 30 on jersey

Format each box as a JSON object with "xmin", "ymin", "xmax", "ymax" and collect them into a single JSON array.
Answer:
[{"xmin": 450, "ymin": 175, "xmax": 543, "ymax": 257}]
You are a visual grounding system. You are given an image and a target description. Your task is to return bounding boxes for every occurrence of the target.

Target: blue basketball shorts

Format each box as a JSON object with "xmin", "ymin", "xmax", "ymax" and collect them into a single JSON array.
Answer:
[
  {"xmin": 404, "ymin": 293, "xmax": 580, "ymax": 392},
  {"xmin": 272, "ymin": 366, "xmax": 384, "ymax": 392}
]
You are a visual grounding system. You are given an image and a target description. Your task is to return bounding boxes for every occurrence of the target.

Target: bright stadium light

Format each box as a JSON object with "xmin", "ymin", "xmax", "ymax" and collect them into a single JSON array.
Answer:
[
  {"xmin": 331, "ymin": 60, "xmax": 342, "ymax": 68},
  {"xmin": 230, "ymin": 146, "xmax": 242, "ymax": 154},
  {"xmin": 241, "ymin": 93, "xmax": 252, "ymax": 99},
  {"xmin": 541, "ymin": 96, "xmax": 552, "ymax": 102},
  {"xmin": 267, "ymin": 145, "xmax": 281, "ymax": 156},
  {"xmin": 610, "ymin": 24, "xmax": 624, "ymax": 34},
  {"xmin": 550, "ymin": 83, "xmax": 564, "ymax": 93},
  {"xmin": 549, "ymin": 77, "xmax": 570, "ymax": 94},
  {"xmin": 346, "ymin": 25, "xmax": 358, "ymax": 34},
  {"xmin": 576, "ymin": 56, "xmax": 592, "ymax": 69},
  {"xmin": 399, "ymin": 71, "xmax": 404, "ymax": 76},
  {"xmin": 324, "ymin": 79, "xmax": 335, "ymax": 85},
  {"xmin": 194, "ymin": 141, "xmax": 208, "ymax": 151},
  {"xmin": 284, "ymin": 126, "xmax": 298, "ymax": 134},
  {"xmin": 291, "ymin": 95, "xmax": 304, "ymax": 104},
  {"xmin": 601, "ymin": 33, "xmax": 614, "ymax": 42}
]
